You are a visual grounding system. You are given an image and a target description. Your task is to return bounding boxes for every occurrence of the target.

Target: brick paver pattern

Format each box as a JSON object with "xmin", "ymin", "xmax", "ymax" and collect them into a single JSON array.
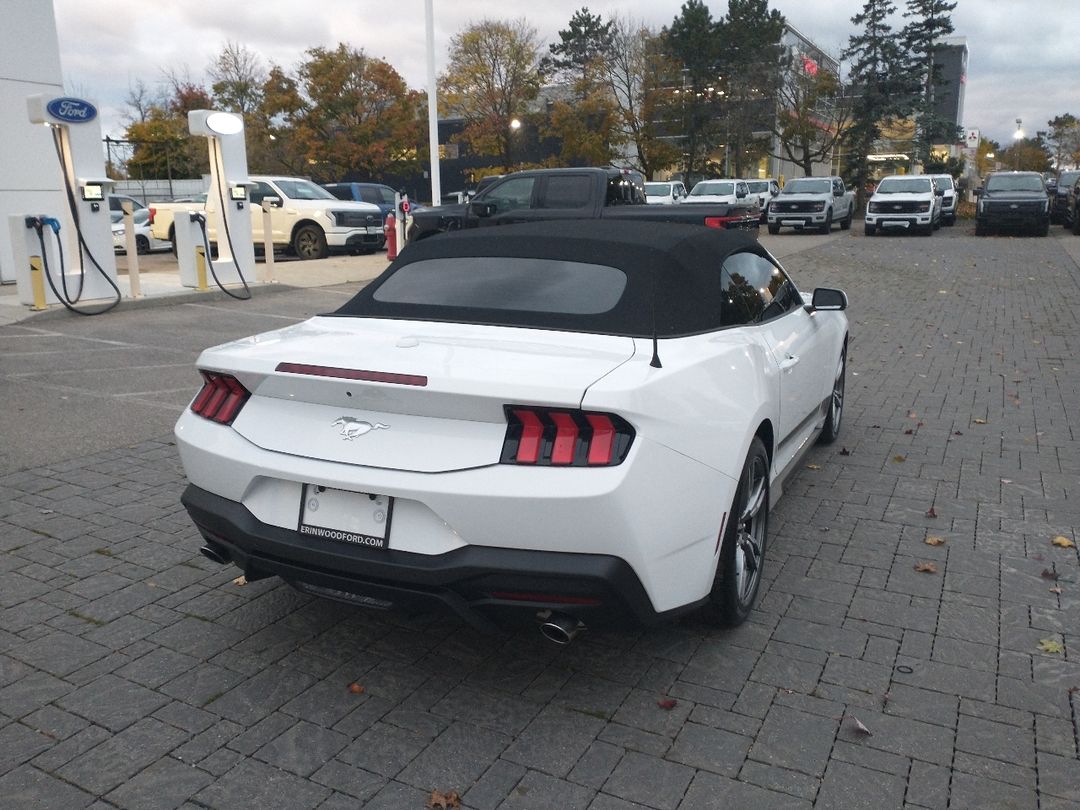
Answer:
[{"xmin": 1, "ymin": 229, "xmax": 1078, "ymax": 809}]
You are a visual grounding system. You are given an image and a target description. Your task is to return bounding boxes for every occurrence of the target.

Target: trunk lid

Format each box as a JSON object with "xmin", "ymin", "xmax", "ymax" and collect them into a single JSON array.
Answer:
[{"xmin": 203, "ymin": 316, "xmax": 635, "ymax": 472}]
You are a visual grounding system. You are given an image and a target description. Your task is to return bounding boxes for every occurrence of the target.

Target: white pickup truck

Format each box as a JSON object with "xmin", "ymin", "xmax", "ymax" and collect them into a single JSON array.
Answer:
[
  {"xmin": 767, "ymin": 176, "xmax": 855, "ymax": 234},
  {"xmin": 149, "ymin": 175, "xmax": 385, "ymax": 259}
]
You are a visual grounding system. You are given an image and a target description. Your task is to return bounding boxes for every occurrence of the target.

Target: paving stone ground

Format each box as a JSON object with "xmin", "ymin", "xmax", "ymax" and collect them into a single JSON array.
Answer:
[{"xmin": 1, "ymin": 226, "xmax": 1079, "ymax": 809}]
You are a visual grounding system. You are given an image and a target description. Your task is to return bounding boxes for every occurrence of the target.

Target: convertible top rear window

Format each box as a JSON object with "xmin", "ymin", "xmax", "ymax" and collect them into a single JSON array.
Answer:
[
  {"xmin": 334, "ymin": 220, "xmax": 771, "ymax": 337},
  {"xmin": 373, "ymin": 257, "xmax": 626, "ymax": 315}
]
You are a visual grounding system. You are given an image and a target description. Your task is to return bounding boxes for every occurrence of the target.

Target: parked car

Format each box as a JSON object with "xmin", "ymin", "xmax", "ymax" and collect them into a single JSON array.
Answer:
[
  {"xmin": 323, "ymin": 182, "xmax": 424, "ymax": 220},
  {"xmin": 975, "ymin": 171, "xmax": 1050, "ymax": 236},
  {"xmin": 1067, "ymin": 175, "xmax": 1080, "ymax": 235},
  {"xmin": 643, "ymin": 181, "xmax": 688, "ymax": 204},
  {"xmin": 1049, "ymin": 169, "xmax": 1080, "ymax": 226},
  {"xmin": 111, "ymin": 208, "xmax": 170, "ymax": 254},
  {"xmin": 769, "ymin": 176, "xmax": 855, "ymax": 234},
  {"xmin": 407, "ymin": 167, "xmax": 759, "ymax": 241},
  {"xmin": 175, "ymin": 220, "xmax": 848, "ymax": 638},
  {"xmin": 743, "ymin": 178, "xmax": 781, "ymax": 222},
  {"xmin": 864, "ymin": 174, "xmax": 942, "ymax": 236},
  {"xmin": 149, "ymin": 175, "xmax": 385, "ymax": 258},
  {"xmin": 686, "ymin": 179, "xmax": 751, "ymax": 206},
  {"xmin": 108, "ymin": 193, "xmax": 147, "ymax": 213},
  {"xmin": 929, "ymin": 174, "xmax": 958, "ymax": 225}
]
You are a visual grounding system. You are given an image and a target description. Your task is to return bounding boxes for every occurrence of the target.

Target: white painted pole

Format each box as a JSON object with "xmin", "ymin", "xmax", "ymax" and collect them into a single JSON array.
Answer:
[
  {"xmin": 425, "ymin": 0, "xmax": 442, "ymax": 207},
  {"xmin": 121, "ymin": 200, "xmax": 141, "ymax": 298}
]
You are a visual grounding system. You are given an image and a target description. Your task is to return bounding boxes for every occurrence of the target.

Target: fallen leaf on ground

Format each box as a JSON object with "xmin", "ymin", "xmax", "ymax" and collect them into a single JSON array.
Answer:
[
  {"xmin": 657, "ymin": 699, "xmax": 678, "ymax": 710},
  {"xmin": 347, "ymin": 683, "xmax": 365, "ymax": 694},
  {"xmin": 926, "ymin": 507, "xmax": 938, "ymax": 518},
  {"xmin": 427, "ymin": 790, "xmax": 461, "ymax": 810},
  {"xmin": 1038, "ymin": 639, "xmax": 1064, "ymax": 654},
  {"xmin": 839, "ymin": 448, "xmax": 851, "ymax": 456},
  {"xmin": 231, "ymin": 576, "xmax": 247, "ymax": 586},
  {"xmin": 806, "ymin": 464, "xmax": 822, "ymax": 471},
  {"xmin": 924, "ymin": 536, "xmax": 945, "ymax": 546},
  {"xmin": 914, "ymin": 562, "xmax": 938, "ymax": 574},
  {"xmin": 893, "ymin": 455, "xmax": 907, "ymax": 463},
  {"xmin": 1068, "ymin": 686, "xmax": 1079, "ymax": 695},
  {"xmin": 1049, "ymin": 586, "xmax": 1063, "ymax": 595},
  {"xmin": 904, "ymin": 429, "xmax": 914, "ymax": 435},
  {"xmin": 1001, "ymin": 479, "xmax": 1012, "ymax": 485},
  {"xmin": 1041, "ymin": 569, "xmax": 1059, "ymax": 581},
  {"xmin": 953, "ymin": 431, "xmax": 963, "ymax": 436},
  {"xmin": 1051, "ymin": 536, "xmax": 1076, "ymax": 549},
  {"xmin": 973, "ymin": 418, "xmax": 987, "ymax": 425},
  {"xmin": 851, "ymin": 716, "xmax": 873, "ymax": 736}
]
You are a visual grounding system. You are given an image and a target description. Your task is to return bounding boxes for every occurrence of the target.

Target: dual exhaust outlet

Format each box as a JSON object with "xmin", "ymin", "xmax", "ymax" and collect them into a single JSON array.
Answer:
[{"xmin": 200, "ymin": 541, "xmax": 585, "ymax": 644}]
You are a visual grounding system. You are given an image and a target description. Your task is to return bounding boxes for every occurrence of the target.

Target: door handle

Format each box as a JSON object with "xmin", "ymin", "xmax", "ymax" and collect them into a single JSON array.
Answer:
[{"xmin": 779, "ymin": 354, "xmax": 799, "ymax": 371}]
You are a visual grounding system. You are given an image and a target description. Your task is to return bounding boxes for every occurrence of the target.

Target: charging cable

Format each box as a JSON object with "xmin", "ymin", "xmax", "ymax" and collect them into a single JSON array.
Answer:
[
  {"xmin": 191, "ymin": 211, "xmax": 252, "ymax": 300},
  {"xmin": 28, "ymin": 215, "xmax": 121, "ymax": 316}
]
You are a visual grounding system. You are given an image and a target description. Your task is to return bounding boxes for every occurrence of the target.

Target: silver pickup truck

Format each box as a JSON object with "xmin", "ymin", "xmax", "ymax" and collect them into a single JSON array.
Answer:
[{"xmin": 767, "ymin": 176, "xmax": 855, "ymax": 234}]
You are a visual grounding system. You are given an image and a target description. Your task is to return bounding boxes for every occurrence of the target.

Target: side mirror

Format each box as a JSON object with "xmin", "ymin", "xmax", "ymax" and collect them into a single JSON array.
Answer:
[
  {"xmin": 807, "ymin": 288, "xmax": 847, "ymax": 312},
  {"xmin": 974, "ymin": 187, "xmax": 983, "ymax": 197},
  {"xmin": 833, "ymin": 188, "xmax": 844, "ymax": 197},
  {"xmin": 935, "ymin": 188, "xmax": 944, "ymax": 196},
  {"xmin": 265, "ymin": 196, "xmax": 282, "ymax": 208},
  {"xmin": 736, "ymin": 188, "xmax": 747, "ymax": 199},
  {"xmin": 470, "ymin": 200, "xmax": 496, "ymax": 218}
]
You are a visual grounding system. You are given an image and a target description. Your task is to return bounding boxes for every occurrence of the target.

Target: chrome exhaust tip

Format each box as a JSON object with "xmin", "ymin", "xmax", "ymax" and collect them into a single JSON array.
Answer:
[
  {"xmin": 199, "ymin": 543, "xmax": 231, "ymax": 565},
  {"xmin": 539, "ymin": 612, "xmax": 585, "ymax": 645}
]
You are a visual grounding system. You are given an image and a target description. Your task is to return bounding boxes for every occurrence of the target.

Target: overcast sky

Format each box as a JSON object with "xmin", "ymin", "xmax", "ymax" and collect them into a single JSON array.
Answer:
[{"xmin": 52, "ymin": 0, "xmax": 1078, "ymax": 149}]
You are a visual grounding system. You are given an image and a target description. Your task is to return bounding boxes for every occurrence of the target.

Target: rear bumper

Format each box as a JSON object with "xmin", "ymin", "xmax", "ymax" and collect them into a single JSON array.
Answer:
[{"xmin": 182, "ymin": 484, "xmax": 697, "ymax": 631}]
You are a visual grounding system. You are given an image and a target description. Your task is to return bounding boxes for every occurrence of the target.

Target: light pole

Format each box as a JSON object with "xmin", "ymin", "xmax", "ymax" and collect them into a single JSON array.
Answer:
[
  {"xmin": 507, "ymin": 118, "xmax": 521, "ymax": 172},
  {"xmin": 1013, "ymin": 119, "xmax": 1023, "ymax": 170}
]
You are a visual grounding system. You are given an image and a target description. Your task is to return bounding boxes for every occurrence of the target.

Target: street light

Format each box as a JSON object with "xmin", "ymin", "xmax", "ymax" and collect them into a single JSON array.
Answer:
[{"xmin": 1013, "ymin": 118, "xmax": 1023, "ymax": 169}]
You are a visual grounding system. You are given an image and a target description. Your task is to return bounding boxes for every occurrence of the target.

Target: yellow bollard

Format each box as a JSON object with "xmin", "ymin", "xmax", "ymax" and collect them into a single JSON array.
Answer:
[
  {"xmin": 195, "ymin": 246, "xmax": 209, "ymax": 291},
  {"xmin": 29, "ymin": 256, "xmax": 48, "ymax": 311}
]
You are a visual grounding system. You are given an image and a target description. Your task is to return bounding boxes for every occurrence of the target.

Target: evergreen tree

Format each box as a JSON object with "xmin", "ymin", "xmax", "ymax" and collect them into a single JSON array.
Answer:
[
  {"xmin": 715, "ymin": 0, "xmax": 786, "ymax": 177},
  {"xmin": 542, "ymin": 8, "xmax": 615, "ymax": 87},
  {"xmin": 901, "ymin": 0, "xmax": 957, "ymax": 161},
  {"xmin": 842, "ymin": 0, "xmax": 909, "ymax": 205},
  {"xmin": 664, "ymin": 0, "xmax": 722, "ymax": 181}
]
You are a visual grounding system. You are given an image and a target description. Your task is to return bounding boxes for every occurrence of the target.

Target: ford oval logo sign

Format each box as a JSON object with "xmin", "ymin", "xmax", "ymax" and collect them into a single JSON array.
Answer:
[{"xmin": 46, "ymin": 97, "xmax": 97, "ymax": 123}]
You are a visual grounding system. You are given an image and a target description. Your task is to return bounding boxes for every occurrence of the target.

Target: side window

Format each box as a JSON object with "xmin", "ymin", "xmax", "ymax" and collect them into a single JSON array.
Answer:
[
  {"xmin": 539, "ymin": 175, "xmax": 591, "ymax": 209},
  {"xmin": 720, "ymin": 252, "xmax": 796, "ymax": 326},
  {"xmin": 326, "ymin": 186, "xmax": 351, "ymax": 201},
  {"xmin": 359, "ymin": 188, "xmax": 380, "ymax": 205},
  {"xmin": 249, "ymin": 182, "xmax": 275, "ymax": 205},
  {"xmin": 832, "ymin": 179, "xmax": 843, "ymax": 195},
  {"xmin": 482, "ymin": 177, "xmax": 535, "ymax": 214}
]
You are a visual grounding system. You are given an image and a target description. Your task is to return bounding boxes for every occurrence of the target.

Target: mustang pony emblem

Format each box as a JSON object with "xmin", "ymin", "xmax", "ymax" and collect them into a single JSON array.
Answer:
[{"xmin": 332, "ymin": 416, "xmax": 389, "ymax": 440}]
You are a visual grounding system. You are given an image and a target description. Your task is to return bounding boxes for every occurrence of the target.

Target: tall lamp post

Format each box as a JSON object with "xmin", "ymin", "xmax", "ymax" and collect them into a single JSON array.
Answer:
[{"xmin": 1013, "ymin": 119, "xmax": 1023, "ymax": 170}]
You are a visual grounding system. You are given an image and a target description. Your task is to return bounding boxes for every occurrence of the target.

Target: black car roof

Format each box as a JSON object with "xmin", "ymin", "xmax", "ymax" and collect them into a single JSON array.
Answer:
[{"xmin": 334, "ymin": 220, "xmax": 768, "ymax": 337}]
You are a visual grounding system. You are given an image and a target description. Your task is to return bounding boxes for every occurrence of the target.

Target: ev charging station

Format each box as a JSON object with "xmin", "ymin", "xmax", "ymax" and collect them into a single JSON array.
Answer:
[
  {"xmin": 8, "ymin": 95, "xmax": 120, "ymax": 310},
  {"xmin": 176, "ymin": 110, "xmax": 253, "ymax": 292}
]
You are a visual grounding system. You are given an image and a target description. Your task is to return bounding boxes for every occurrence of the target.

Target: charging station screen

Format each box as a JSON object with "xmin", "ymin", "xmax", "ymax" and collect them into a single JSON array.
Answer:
[
  {"xmin": 230, "ymin": 186, "xmax": 247, "ymax": 201},
  {"xmin": 82, "ymin": 185, "xmax": 104, "ymax": 201}
]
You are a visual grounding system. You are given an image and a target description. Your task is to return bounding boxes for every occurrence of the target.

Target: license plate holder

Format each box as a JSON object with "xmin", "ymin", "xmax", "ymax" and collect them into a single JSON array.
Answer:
[{"xmin": 298, "ymin": 484, "xmax": 393, "ymax": 549}]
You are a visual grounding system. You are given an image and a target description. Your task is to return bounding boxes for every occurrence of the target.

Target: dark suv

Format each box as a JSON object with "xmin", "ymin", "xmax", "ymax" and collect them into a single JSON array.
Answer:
[
  {"xmin": 1066, "ymin": 175, "xmax": 1080, "ymax": 235},
  {"xmin": 1050, "ymin": 170, "xmax": 1080, "ymax": 226},
  {"xmin": 975, "ymin": 172, "xmax": 1050, "ymax": 236}
]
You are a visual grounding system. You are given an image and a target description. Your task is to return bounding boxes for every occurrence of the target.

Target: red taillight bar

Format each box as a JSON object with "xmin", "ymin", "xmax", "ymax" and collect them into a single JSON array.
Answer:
[
  {"xmin": 190, "ymin": 372, "xmax": 250, "ymax": 425},
  {"xmin": 513, "ymin": 409, "xmax": 544, "ymax": 464},
  {"xmin": 501, "ymin": 406, "xmax": 633, "ymax": 467}
]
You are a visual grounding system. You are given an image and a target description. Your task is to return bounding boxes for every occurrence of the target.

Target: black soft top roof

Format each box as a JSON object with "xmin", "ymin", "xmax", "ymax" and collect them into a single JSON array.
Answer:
[{"xmin": 333, "ymin": 220, "xmax": 768, "ymax": 337}]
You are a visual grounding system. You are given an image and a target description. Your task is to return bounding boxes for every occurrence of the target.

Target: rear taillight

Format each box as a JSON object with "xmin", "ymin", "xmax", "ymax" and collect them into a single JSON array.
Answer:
[
  {"xmin": 501, "ymin": 407, "xmax": 634, "ymax": 467},
  {"xmin": 190, "ymin": 371, "xmax": 250, "ymax": 425},
  {"xmin": 148, "ymin": 207, "xmax": 156, "ymax": 225}
]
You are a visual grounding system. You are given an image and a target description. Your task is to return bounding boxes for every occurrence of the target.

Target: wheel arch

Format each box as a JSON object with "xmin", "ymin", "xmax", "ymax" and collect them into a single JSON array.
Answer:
[{"xmin": 289, "ymin": 218, "xmax": 325, "ymax": 244}]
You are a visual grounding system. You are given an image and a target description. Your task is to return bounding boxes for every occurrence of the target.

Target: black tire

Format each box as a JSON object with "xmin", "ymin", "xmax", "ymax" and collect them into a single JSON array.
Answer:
[
  {"xmin": 1037, "ymin": 220, "xmax": 1049, "ymax": 237},
  {"xmin": 702, "ymin": 437, "xmax": 770, "ymax": 627},
  {"xmin": 1073, "ymin": 213, "xmax": 1080, "ymax": 235},
  {"xmin": 975, "ymin": 221, "xmax": 987, "ymax": 236},
  {"xmin": 921, "ymin": 223, "xmax": 934, "ymax": 236},
  {"xmin": 840, "ymin": 207, "xmax": 853, "ymax": 230},
  {"xmin": 767, "ymin": 223, "xmax": 780, "ymax": 235},
  {"xmin": 169, "ymin": 226, "xmax": 177, "ymax": 257},
  {"xmin": 864, "ymin": 223, "xmax": 876, "ymax": 236},
  {"xmin": 819, "ymin": 210, "xmax": 832, "ymax": 234},
  {"xmin": 945, "ymin": 215, "xmax": 956, "ymax": 226},
  {"xmin": 293, "ymin": 224, "xmax": 329, "ymax": 260},
  {"xmin": 817, "ymin": 344, "xmax": 846, "ymax": 445},
  {"xmin": 135, "ymin": 235, "xmax": 150, "ymax": 255}
]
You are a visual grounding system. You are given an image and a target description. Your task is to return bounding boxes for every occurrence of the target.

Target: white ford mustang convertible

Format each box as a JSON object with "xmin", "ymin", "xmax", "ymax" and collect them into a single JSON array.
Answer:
[{"xmin": 176, "ymin": 220, "xmax": 848, "ymax": 642}]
